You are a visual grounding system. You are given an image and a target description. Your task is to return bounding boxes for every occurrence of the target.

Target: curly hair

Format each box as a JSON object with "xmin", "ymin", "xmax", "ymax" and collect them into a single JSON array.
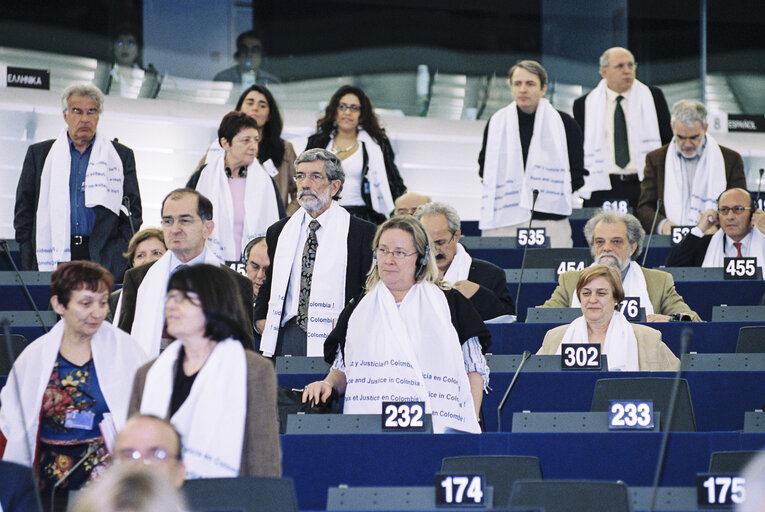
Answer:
[{"xmin": 315, "ymin": 85, "xmax": 386, "ymax": 143}]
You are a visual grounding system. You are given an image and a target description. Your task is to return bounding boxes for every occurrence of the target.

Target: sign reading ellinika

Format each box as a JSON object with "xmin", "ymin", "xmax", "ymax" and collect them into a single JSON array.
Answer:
[{"xmin": 4, "ymin": 66, "xmax": 50, "ymax": 90}]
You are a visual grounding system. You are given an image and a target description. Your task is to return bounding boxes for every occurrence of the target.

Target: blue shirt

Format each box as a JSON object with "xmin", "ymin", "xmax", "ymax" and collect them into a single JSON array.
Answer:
[{"xmin": 69, "ymin": 136, "xmax": 96, "ymax": 236}]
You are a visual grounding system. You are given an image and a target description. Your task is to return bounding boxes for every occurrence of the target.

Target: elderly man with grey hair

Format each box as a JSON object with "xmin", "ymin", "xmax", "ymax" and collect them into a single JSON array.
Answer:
[
  {"xmin": 541, "ymin": 210, "xmax": 700, "ymax": 322},
  {"xmin": 415, "ymin": 201, "xmax": 515, "ymax": 320},
  {"xmin": 574, "ymin": 47, "xmax": 672, "ymax": 210},
  {"xmin": 14, "ymin": 83, "xmax": 142, "ymax": 282},
  {"xmin": 637, "ymin": 99, "xmax": 746, "ymax": 235},
  {"xmin": 254, "ymin": 148, "xmax": 376, "ymax": 357}
]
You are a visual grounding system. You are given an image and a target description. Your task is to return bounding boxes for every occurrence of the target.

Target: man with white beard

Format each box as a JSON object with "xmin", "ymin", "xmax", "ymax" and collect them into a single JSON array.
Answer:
[
  {"xmin": 541, "ymin": 210, "xmax": 700, "ymax": 322},
  {"xmin": 254, "ymin": 148, "xmax": 376, "ymax": 357}
]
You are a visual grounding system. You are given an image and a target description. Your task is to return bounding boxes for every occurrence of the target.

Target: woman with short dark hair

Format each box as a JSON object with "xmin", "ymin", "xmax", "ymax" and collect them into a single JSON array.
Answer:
[
  {"xmin": 0, "ymin": 261, "xmax": 147, "ymax": 511},
  {"xmin": 128, "ymin": 264, "xmax": 281, "ymax": 478}
]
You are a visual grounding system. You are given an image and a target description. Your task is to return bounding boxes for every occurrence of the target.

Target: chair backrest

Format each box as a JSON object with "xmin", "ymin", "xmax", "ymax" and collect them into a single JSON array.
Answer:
[
  {"xmin": 441, "ymin": 455, "xmax": 542, "ymax": 507},
  {"xmin": 736, "ymin": 326, "xmax": 765, "ymax": 353},
  {"xmin": 590, "ymin": 377, "xmax": 697, "ymax": 432},
  {"xmin": 0, "ymin": 334, "xmax": 28, "ymax": 374},
  {"xmin": 709, "ymin": 451, "xmax": 758, "ymax": 473},
  {"xmin": 509, "ymin": 479, "xmax": 630, "ymax": 512},
  {"xmin": 183, "ymin": 476, "xmax": 298, "ymax": 512}
]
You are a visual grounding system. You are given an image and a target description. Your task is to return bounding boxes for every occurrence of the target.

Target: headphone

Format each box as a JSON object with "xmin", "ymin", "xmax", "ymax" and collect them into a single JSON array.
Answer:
[
  {"xmin": 225, "ymin": 166, "xmax": 247, "ymax": 178},
  {"xmin": 373, "ymin": 223, "xmax": 431, "ymax": 279},
  {"xmin": 716, "ymin": 188, "xmax": 757, "ymax": 221},
  {"xmin": 415, "ymin": 243, "xmax": 430, "ymax": 280}
]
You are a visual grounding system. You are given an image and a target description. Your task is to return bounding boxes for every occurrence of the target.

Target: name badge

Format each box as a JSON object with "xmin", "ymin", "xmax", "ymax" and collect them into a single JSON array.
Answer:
[
  {"xmin": 671, "ymin": 226, "xmax": 694, "ymax": 245},
  {"xmin": 65, "ymin": 409, "xmax": 95, "ymax": 430},
  {"xmin": 262, "ymin": 159, "xmax": 279, "ymax": 178},
  {"xmin": 517, "ymin": 227, "xmax": 546, "ymax": 247},
  {"xmin": 697, "ymin": 474, "xmax": 746, "ymax": 507},
  {"xmin": 608, "ymin": 400, "xmax": 654, "ymax": 430},
  {"xmin": 561, "ymin": 343, "xmax": 601, "ymax": 370},
  {"xmin": 618, "ymin": 297, "xmax": 641, "ymax": 321},
  {"xmin": 556, "ymin": 260, "xmax": 586, "ymax": 275},
  {"xmin": 435, "ymin": 473, "xmax": 485, "ymax": 507},
  {"xmin": 382, "ymin": 401, "xmax": 426, "ymax": 431},
  {"xmin": 227, "ymin": 261, "xmax": 247, "ymax": 276},
  {"xmin": 724, "ymin": 257, "xmax": 757, "ymax": 280},
  {"xmin": 601, "ymin": 200, "xmax": 629, "ymax": 214}
]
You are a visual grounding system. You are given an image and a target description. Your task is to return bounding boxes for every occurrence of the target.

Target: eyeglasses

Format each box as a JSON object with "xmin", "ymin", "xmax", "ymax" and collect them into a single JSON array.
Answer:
[
  {"xmin": 161, "ymin": 216, "xmax": 200, "ymax": 228},
  {"xmin": 593, "ymin": 238, "xmax": 625, "ymax": 247},
  {"xmin": 116, "ymin": 448, "xmax": 177, "ymax": 465},
  {"xmin": 432, "ymin": 233, "xmax": 456, "ymax": 248},
  {"xmin": 293, "ymin": 172, "xmax": 328, "ymax": 183},
  {"xmin": 68, "ymin": 107, "xmax": 99, "ymax": 117},
  {"xmin": 166, "ymin": 291, "xmax": 201, "ymax": 305},
  {"xmin": 718, "ymin": 206, "xmax": 752, "ymax": 215},
  {"xmin": 375, "ymin": 247, "xmax": 417, "ymax": 260},
  {"xmin": 337, "ymin": 103, "xmax": 361, "ymax": 113}
]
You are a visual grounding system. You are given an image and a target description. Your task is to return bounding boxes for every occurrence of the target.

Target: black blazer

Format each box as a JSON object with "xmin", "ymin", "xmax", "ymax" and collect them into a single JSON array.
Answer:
[
  {"xmin": 467, "ymin": 258, "xmax": 516, "ymax": 319},
  {"xmin": 665, "ymin": 232, "xmax": 716, "ymax": 267},
  {"xmin": 13, "ymin": 138, "xmax": 143, "ymax": 283},
  {"xmin": 572, "ymin": 84, "xmax": 673, "ymax": 146},
  {"xmin": 253, "ymin": 210, "xmax": 376, "ymax": 322}
]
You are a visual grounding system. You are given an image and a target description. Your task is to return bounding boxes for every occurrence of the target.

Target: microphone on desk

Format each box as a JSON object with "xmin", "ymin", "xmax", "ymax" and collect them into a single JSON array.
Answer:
[
  {"xmin": 497, "ymin": 350, "xmax": 531, "ymax": 432},
  {"xmin": 642, "ymin": 198, "xmax": 663, "ymax": 267},
  {"xmin": 122, "ymin": 196, "xmax": 136, "ymax": 237},
  {"xmin": 0, "ymin": 240, "xmax": 48, "ymax": 333},
  {"xmin": 50, "ymin": 442, "xmax": 100, "ymax": 512},
  {"xmin": 514, "ymin": 190, "xmax": 540, "ymax": 315},
  {"xmin": 647, "ymin": 327, "xmax": 692, "ymax": 512}
]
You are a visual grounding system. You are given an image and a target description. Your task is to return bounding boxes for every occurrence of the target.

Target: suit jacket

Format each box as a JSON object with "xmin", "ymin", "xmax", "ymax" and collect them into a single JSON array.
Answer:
[
  {"xmin": 117, "ymin": 258, "xmax": 254, "ymax": 339},
  {"xmin": 541, "ymin": 266, "xmax": 701, "ymax": 321},
  {"xmin": 538, "ymin": 323, "xmax": 680, "ymax": 371},
  {"xmin": 665, "ymin": 232, "xmax": 715, "ymax": 267},
  {"xmin": 13, "ymin": 138, "xmax": 142, "ymax": 282},
  {"xmin": 636, "ymin": 143, "xmax": 747, "ymax": 233},
  {"xmin": 465, "ymin": 258, "xmax": 516, "ymax": 319},
  {"xmin": 572, "ymin": 84, "xmax": 673, "ymax": 145},
  {"xmin": 254, "ymin": 209, "xmax": 376, "ymax": 322},
  {"xmin": 0, "ymin": 460, "xmax": 39, "ymax": 512},
  {"xmin": 128, "ymin": 350, "xmax": 281, "ymax": 477}
]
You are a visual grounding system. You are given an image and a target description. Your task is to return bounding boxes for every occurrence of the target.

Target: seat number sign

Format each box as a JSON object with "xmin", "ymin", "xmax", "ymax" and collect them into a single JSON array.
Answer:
[
  {"xmin": 561, "ymin": 343, "xmax": 601, "ymax": 370},
  {"xmin": 671, "ymin": 226, "xmax": 694, "ymax": 245},
  {"xmin": 517, "ymin": 228, "xmax": 546, "ymax": 247},
  {"xmin": 724, "ymin": 257, "xmax": 757, "ymax": 280},
  {"xmin": 382, "ymin": 401, "xmax": 426, "ymax": 431},
  {"xmin": 556, "ymin": 260, "xmax": 586, "ymax": 275},
  {"xmin": 609, "ymin": 400, "xmax": 654, "ymax": 429},
  {"xmin": 697, "ymin": 474, "xmax": 745, "ymax": 507},
  {"xmin": 618, "ymin": 297, "xmax": 641, "ymax": 321},
  {"xmin": 435, "ymin": 474, "xmax": 485, "ymax": 507}
]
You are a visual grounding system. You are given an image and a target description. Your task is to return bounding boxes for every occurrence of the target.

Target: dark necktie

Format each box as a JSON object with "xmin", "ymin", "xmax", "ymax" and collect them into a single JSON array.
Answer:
[
  {"xmin": 614, "ymin": 95, "xmax": 630, "ymax": 168},
  {"xmin": 296, "ymin": 220, "xmax": 320, "ymax": 331},
  {"xmin": 733, "ymin": 242, "xmax": 743, "ymax": 258}
]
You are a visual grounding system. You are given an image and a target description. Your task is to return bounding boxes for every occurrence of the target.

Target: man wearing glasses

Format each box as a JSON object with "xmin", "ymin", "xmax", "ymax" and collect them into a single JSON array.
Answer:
[
  {"xmin": 415, "ymin": 201, "xmax": 515, "ymax": 320},
  {"xmin": 114, "ymin": 414, "xmax": 186, "ymax": 487},
  {"xmin": 637, "ymin": 99, "xmax": 747, "ymax": 234},
  {"xmin": 666, "ymin": 188, "xmax": 765, "ymax": 273},
  {"xmin": 574, "ymin": 47, "xmax": 672, "ymax": 210},
  {"xmin": 255, "ymin": 148, "xmax": 375, "ymax": 357},
  {"xmin": 115, "ymin": 188, "xmax": 253, "ymax": 357},
  {"xmin": 14, "ymin": 83, "xmax": 142, "ymax": 282}
]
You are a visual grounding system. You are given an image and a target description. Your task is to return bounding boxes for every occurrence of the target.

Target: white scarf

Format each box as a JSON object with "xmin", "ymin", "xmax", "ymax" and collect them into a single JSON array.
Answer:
[
  {"xmin": 571, "ymin": 261, "xmax": 654, "ymax": 315},
  {"xmin": 663, "ymin": 134, "xmax": 726, "ymax": 226},
  {"xmin": 343, "ymin": 281, "xmax": 480, "ymax": 434},
  {"xmin": 0, "ymin": 320, "xmax": 147, "ymax": 466},
  {"xmin": 702, "ymin": 228, "xmax": 765, "ymax": 277},
  {"xmin": 259, "ymin": 202, "xmax": 349, "ymax": 357},
  {"xmin": 556, "ymin": 310, "xmax": 640, "ymax": 371},
  {"xmin": 139, "ymin": 338, "xmax": 246, "ymax": 479},
  {"xmin": 328, "ymin": 130, "xmax": 395, "ymax": 215},
  {"xmin": 36, "ymin": 129, "xmax": 125, "ymax": 270},
  {"xmin": 114, "ymin": 250, "xmax": 223, "ymax": 358},
  {"xmin": 579, "ymin": 79, "xmax": 661, "ymax": 198},
  {"xmin": 442, "ymin": 243, "xmax": 472, "ymax": 285},
  {"xmin": 479, "ymin": 99, "xmax": 572, "ymax": 230},
  {"xmin": 195, "ymin": 152, "xmax": 280, "ymax": 261}
]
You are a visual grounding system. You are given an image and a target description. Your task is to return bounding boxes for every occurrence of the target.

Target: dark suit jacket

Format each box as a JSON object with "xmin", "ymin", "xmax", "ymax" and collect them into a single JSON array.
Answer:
[
  {"xmin": 254, "ymin": 210, "xmax": 376, "ymax": 322},
  {"xmin": 666, "ymin": 232, "xmax": 718, "ymax": 267},
  {"xmin": 636, "ymin": 144, "xmax": 747, "ymax": 233},
  {"xmin": 572, "ymin": 84, "xmax": 673, "ymax": 145},
  {"xmin": 13, "ymin": 138, "xmax": 142, "ymax": 283},
  {"xmin": 118, "ymin": 257, "xmax": 254, "ymax": 341},
  {"xmin": 466, "ymin": 258, "xmax": 516, "ymax": 319},
  {"xmin": 0, "ymin": 460, "xmax": 39, "ymax": 512}
]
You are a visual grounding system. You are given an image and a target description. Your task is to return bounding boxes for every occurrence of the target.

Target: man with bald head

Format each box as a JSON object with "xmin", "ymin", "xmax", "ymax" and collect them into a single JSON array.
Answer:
[
  {"xmin": 393, "ymin": 192, "xmax": 431, "ymax": 216},
  {"xmin": 666, "ymin": 188, "xmax": 765, "ymax": 273},
  {"xmin": 574, "ymin": 47, "xmax": 672, "ymax": 209},
  {"xmin": 114, "ymin": 414, "xmax": 186, "ymax": 487}
]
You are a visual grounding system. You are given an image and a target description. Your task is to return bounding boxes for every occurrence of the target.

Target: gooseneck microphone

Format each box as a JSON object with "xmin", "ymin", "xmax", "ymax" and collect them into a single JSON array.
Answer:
[
  {"xmin": 757, "ymin": 168, "xmax": 764, "ymax": 205},
  {"xmin": 514, "ymin": 189, "xmax": 540, "ymax": 314},
  {"xmin": 51, "ymin": 443, "xmax": 100, "ymax": 512},
  {"xmin": 647, "ymin": 327, "xmax": 692, "ymax": 512},
  {"xmin": 642, "ymin": 198, "xmax": 663, "ymax": 267},
  {"xmin": 497, "ymin": 350, "xmax": 531, "ymax": 432},
  {"xmin": 1, "ymin": 240, "xmax": 48, "ymax": 333}
]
